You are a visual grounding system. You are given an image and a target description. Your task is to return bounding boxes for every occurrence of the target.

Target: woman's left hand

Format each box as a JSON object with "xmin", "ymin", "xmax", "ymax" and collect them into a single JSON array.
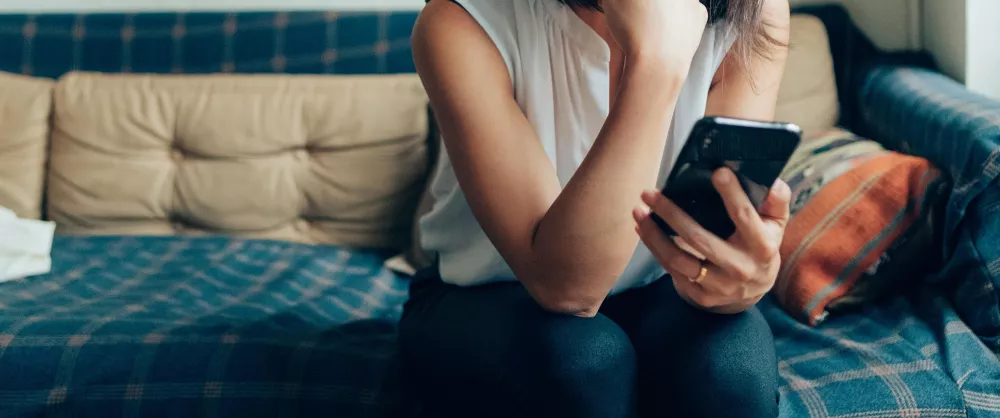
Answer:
[{"xmin": 633, "ymin": 167, "xmax": 792, "ymax": 314}]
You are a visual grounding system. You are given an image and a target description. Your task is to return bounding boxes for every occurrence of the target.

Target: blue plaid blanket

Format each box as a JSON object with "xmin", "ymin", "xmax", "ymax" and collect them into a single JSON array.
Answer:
[
  {"xmin": 861, "ymin": 66, "xmax": 1000, "ymax": 349},
  {"xmin": 0, "ymin": 236, "xmax": 409, "ymax": 417},
  {"xmin": 764, "ymin": 290, "xmax": 1000, "ymax": 417},
  {"xmin": 1, "ymin": 236, "xmax": 998, "ymax": 417}
]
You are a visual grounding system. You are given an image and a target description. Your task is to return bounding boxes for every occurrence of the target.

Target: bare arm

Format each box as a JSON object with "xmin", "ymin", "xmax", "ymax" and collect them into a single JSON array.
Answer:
[
  {"xmin": 634, "ymin": 0, "xmax": 790, "ymax": 314},
  {"xmin": 414, "ymin": 0, "xmax": 695, "ymax": 316},
  {"xmin": 706, "ymin": 0, "xmax": 790, "ymax": 119}
]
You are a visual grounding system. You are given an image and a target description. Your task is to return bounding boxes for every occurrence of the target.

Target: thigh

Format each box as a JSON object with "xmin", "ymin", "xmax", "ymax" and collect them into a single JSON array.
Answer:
[
  {"xmin": 399, "ymin": 275, "xmax": 638, "ymax": 418},
  {"xmin": 603, "ymin": 277, "xmax": 779, "ymax": 418}
]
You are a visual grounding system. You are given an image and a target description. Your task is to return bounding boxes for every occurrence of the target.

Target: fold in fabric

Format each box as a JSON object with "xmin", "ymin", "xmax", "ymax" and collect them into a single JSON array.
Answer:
[{"xmin": 0, "ymin": 207, "xmax": 55, "ymax": 282}]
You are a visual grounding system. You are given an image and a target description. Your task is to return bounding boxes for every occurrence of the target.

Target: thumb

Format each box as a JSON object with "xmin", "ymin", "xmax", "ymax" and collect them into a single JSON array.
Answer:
[{"xmin": 759, "ymin": 179, "xmax": 791, "ymax": 227}]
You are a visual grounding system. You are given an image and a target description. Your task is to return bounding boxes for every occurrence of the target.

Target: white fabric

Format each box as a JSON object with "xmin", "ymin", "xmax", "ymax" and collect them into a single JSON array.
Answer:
[
  {"xmin": 0, "ymin": 207, "xmax": 54, "ymax": 282},
  {"xmin": 420, "ymin": 0, "xmax": 735, "ymax": 293}
]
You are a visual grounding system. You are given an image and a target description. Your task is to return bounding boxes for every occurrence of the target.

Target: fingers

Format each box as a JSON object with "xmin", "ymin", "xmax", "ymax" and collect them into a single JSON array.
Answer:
[
  {"xmin": 687, "ymin": 262, "xmax": 727, "ymax": 296},
  {"xmin": 633, "ymin": 206, "xmax": 703, "ymax": 279},
  {"xmin": 757, "ymin": 179, "xmax": 792, "ymax": 255},
  {"xmin": 640, "ymin": 190, "xmax": 746, "ymax": 274},
  {"xmin": 672, "ymin": 274, "xmax": 724, "ymax": 309},
  {"xmin": 673, "ymin": 264, "xmax": 765, "ymax": 312},
  {"xmin": 711, "ymin": 167, "xmax": 771, "ymax": 260},
  {"xmin": 759, "ymin": 178, "xmax": 792, "ymax": 227},
  {"xmin": 633, "ymin": 209, "xmax": 742, "ymax": 308}
]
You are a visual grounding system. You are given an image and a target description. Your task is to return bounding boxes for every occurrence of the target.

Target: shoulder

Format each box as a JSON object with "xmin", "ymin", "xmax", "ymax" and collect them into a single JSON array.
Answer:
[
  {"xmin": 413, "ymin": 0, "xmax": 516, "ymax": 91},
  {"xmin": 413, "ymin": 1, "xmax": 485, "ymax": 45},
  {"xmin": 412, "ymin": 1, "xmax": 505, "ymax": 63},
  {"xmin": 762, "ymin": 0, "xmax": 791, "ymax": 19},
  {"xmin": 417, "ymin": 0, "xmax": 520, "ymax": 35},
  {"xmin": 414, "ymin": 0, "xmax": 520, "ymax": 85},
  {"xmin": 712, "ymin": 0, "xmax": 791, "ymax": 64},
  {"xmin": 713, "ymin": 0, "xmax": 790, "ymax": 48},
  {"xmin": 761, "ymin": 0, "xmax": 792, "ymax": 37}
]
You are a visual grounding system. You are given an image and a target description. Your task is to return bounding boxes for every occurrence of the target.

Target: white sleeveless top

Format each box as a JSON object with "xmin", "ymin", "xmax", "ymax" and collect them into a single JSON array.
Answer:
[{"xmin": 420, "ymin": 0, "xmax": 735, "ymax": 293}]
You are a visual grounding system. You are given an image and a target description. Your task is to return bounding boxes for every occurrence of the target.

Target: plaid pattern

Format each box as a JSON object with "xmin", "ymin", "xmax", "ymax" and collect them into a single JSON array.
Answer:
[
  {"xmin": 1, "ymin": 236, "xmax": 995, "ymax": 417},
  {"xmin": 0, "ymin": 8, "xmax": 996, "ymax": 418},
  {"xmin": 860, "ymin": 66, "xmax": 1000, "ymax": 349},
  {"xmin": 762, "ymin": 288, "xmax": 1000, "ymax": 418},
  {"xmin": 0, "ymin": 11, "xmax": 419, "ymax": 78},
  {"xmin": 0, "ymin": 236, "xmax": 409, "ymax": 417},
  {"xmin": 2, "ymin": 236, "xmax": 996, "ymax": 418}
]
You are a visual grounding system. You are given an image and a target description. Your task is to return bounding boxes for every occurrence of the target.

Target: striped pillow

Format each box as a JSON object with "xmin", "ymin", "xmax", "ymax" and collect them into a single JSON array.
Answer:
[{"xmin": 774, "ymin": 129, "xmax": 948, "ymax": 325}]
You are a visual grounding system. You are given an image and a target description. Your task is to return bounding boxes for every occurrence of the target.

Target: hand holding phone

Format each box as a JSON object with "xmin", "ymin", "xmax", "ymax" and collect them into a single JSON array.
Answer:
[
  {"xmin": 635, "ymin": 116, "xmax": 798, "ymax": 313},
  {"xmin": 651, "ymin": 117, "xmax": 801, "ymax": 239}
]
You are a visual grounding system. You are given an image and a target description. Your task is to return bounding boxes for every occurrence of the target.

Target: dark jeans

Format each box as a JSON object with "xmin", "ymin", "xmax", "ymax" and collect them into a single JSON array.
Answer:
[{"xmin": 398, "ymin": 270, "xmax": 779, "ymax": 418}]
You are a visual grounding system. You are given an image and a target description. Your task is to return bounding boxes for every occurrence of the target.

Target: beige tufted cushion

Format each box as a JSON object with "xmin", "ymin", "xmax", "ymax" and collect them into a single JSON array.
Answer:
[
  {"xmin": 48, "ymin": 72, "xmax": 430, "ymax": 250},
  {"xmin": 0, "ymin": 72, "xmax": 54, "ymax": 220},
  {"xmin": 776, "ymin": 14, "xmax": 840, "ymax": 136}
]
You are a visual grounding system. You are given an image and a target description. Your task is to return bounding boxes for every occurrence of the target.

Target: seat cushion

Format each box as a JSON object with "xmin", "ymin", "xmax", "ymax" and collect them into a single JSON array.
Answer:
[
  {"xmin": 0, "ymin": 72, "xmax": 53, "ymax": 219},
  {"xmin": 763, "ymin": 289, "xmax": 1000, "ymax": 418},
  {"xmin": 3, "ymin": 237, "xmax": 991, "ymax": 417},
  {"xmin": 0, "ymin": 237, "xmax": 994, "ymax": 417},
  {"xmin": 48, "ymin": 72, "xmax": 430, "ymax": 250},
  {"xmin": 0, "ymin": 236, "xmax": 409, "ymax": 417}
]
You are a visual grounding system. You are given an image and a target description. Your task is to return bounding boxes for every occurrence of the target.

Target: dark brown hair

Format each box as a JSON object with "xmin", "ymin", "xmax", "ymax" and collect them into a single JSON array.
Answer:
[{"xmin": 556, "ymin": 0, "xmax": 783, "ymax": 76}]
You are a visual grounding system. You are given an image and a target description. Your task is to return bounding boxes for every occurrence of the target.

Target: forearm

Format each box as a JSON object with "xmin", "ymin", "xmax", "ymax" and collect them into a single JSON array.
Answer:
[{"xmin": 527, "ymin": 58, "xmax": 686, "ymax": 315}]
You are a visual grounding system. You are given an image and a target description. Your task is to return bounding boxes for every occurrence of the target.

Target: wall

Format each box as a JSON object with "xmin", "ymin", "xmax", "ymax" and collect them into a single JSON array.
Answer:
[
  {"xmin": 922, "ymin": 0, "xmax": 1000, "ymax": 99},
  {"xmin": 0, "ymin": 0, "xmax": 921, "ymax": 50},
  {"xmin": 965, "ymin": 0, "xmax": 1000, "ymax": 99},
  {"xmin": 923, "ymin": 0, "xmax": 967, "ymax": 83},
  {"xmin": 794, "ymin": 0, "xmax": 920, "ymax": 50}
]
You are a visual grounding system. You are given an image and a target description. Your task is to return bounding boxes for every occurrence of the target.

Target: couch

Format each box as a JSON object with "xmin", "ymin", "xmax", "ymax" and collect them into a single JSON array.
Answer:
[{"xmin": 0, "ymin": 5, "xmax": 998, "ymax": 418}]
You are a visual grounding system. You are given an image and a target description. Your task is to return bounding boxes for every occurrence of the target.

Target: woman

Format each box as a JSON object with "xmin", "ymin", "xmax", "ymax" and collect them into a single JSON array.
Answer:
[{"xmin": 400, "ymin": 0, "xmax": 791, "ymax": 416}]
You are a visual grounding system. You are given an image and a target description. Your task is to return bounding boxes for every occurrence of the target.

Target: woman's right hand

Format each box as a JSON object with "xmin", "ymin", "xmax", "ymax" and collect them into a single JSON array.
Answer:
[{"xmin": 603, "ymin": 0, "xmax": 709, "ymax": 75}]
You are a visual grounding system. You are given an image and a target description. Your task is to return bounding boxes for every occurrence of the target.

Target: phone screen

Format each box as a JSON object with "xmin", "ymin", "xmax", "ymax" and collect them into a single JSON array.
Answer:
[
  {"xmin": 653, "ymin": 117, "xmax": 801, "ymax": 239},
  {"xmin": 720, "ymin": 159, "xmax": 784, "ymax": 208}
]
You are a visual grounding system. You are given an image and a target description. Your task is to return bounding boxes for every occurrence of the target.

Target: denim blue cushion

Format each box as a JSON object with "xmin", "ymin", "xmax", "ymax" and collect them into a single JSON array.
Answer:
[{"xmin": 861, "ymin": 66, "xmax": 1000, "ymax": 348}]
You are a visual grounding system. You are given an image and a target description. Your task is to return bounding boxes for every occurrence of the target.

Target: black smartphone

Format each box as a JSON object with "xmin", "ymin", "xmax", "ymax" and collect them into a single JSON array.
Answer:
[{"xmin": 652, "ymin": 116, "xmax": 802, "ymax": 239}]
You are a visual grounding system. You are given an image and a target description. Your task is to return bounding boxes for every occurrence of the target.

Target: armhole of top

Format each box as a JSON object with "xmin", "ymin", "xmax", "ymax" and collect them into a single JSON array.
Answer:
[
  {"xmin": 714, "ymin": 23, "xmax": 738, "ymax": 70},
  {"xmin": 447, "ymin": 0, "xmax": 517, "ymax": 86},
  {"xmin": 708, "ymin": 23, "xmax": 738, "ymax": 91},
  {"xmin": 427, "ymin": 0, "xmax": 464, "ymax": 8}
]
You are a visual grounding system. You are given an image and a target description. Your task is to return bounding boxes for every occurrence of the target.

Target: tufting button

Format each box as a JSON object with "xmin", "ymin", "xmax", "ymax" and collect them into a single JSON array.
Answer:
[
  {"xmin": 295, "ymin": 218, "xmax": 314, "ymax": 239},
  {"xmin": 294, "ymin": 148, "xmax": 309, "ymax": 163},
  {"xmin": 170, "ymin": 146, "xmax": 185, "ymax": 162}
]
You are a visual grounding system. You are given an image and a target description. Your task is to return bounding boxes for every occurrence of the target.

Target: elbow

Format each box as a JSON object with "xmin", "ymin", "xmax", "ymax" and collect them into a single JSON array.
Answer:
[
  {"xmin": 527, "ymin": 284, "xmax": 605, "ymax": 318},
  {"xmin": 510, "ymin": 250, "xmax": 616, "ymax": 317},
  {"xmin": 514, "ymin": 261, "xmax": 614, "ymax": 318}
]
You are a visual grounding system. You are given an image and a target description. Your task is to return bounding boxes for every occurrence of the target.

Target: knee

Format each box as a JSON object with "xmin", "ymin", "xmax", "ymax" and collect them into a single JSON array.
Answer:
[
  {"xmin": 514, "ymin": 314, "xmax": 637, "ymax": 417},
  {"xmin": 661, "ymin": 308, "xmax": 778, "ymax": 417},
  {"xmin": 706, "ymin": 309, "xmax": 778, "ymax": 415},
  {"xmin": 520, "ymin": 313, "xmax": 636, "ymax": 384}
]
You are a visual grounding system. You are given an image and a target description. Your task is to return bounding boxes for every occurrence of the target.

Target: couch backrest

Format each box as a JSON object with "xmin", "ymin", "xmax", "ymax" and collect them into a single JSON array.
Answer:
[
  {"xmin": 0, "ymin": 72, "xmax": 53, "ymax": 220},
  {"xmin": 47, "ymin": 72, "xmax": 430, "ymax": 249},
  {"xmin": 0, "ymin": 11, "xmax": 419, "ymax": 78},
  {"xmin": 776, "ymin": 14, "xmax": 839, "ymax": 136},
  {"xmin": 0, "ymin": 9, "xmax": 839, "ymax": 250}
]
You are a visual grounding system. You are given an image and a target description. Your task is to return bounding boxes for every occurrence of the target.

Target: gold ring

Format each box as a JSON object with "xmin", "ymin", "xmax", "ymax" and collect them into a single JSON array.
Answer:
[{"xmin": 690, "ymin": 263, "xmax": 709, "ymax": 284}]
